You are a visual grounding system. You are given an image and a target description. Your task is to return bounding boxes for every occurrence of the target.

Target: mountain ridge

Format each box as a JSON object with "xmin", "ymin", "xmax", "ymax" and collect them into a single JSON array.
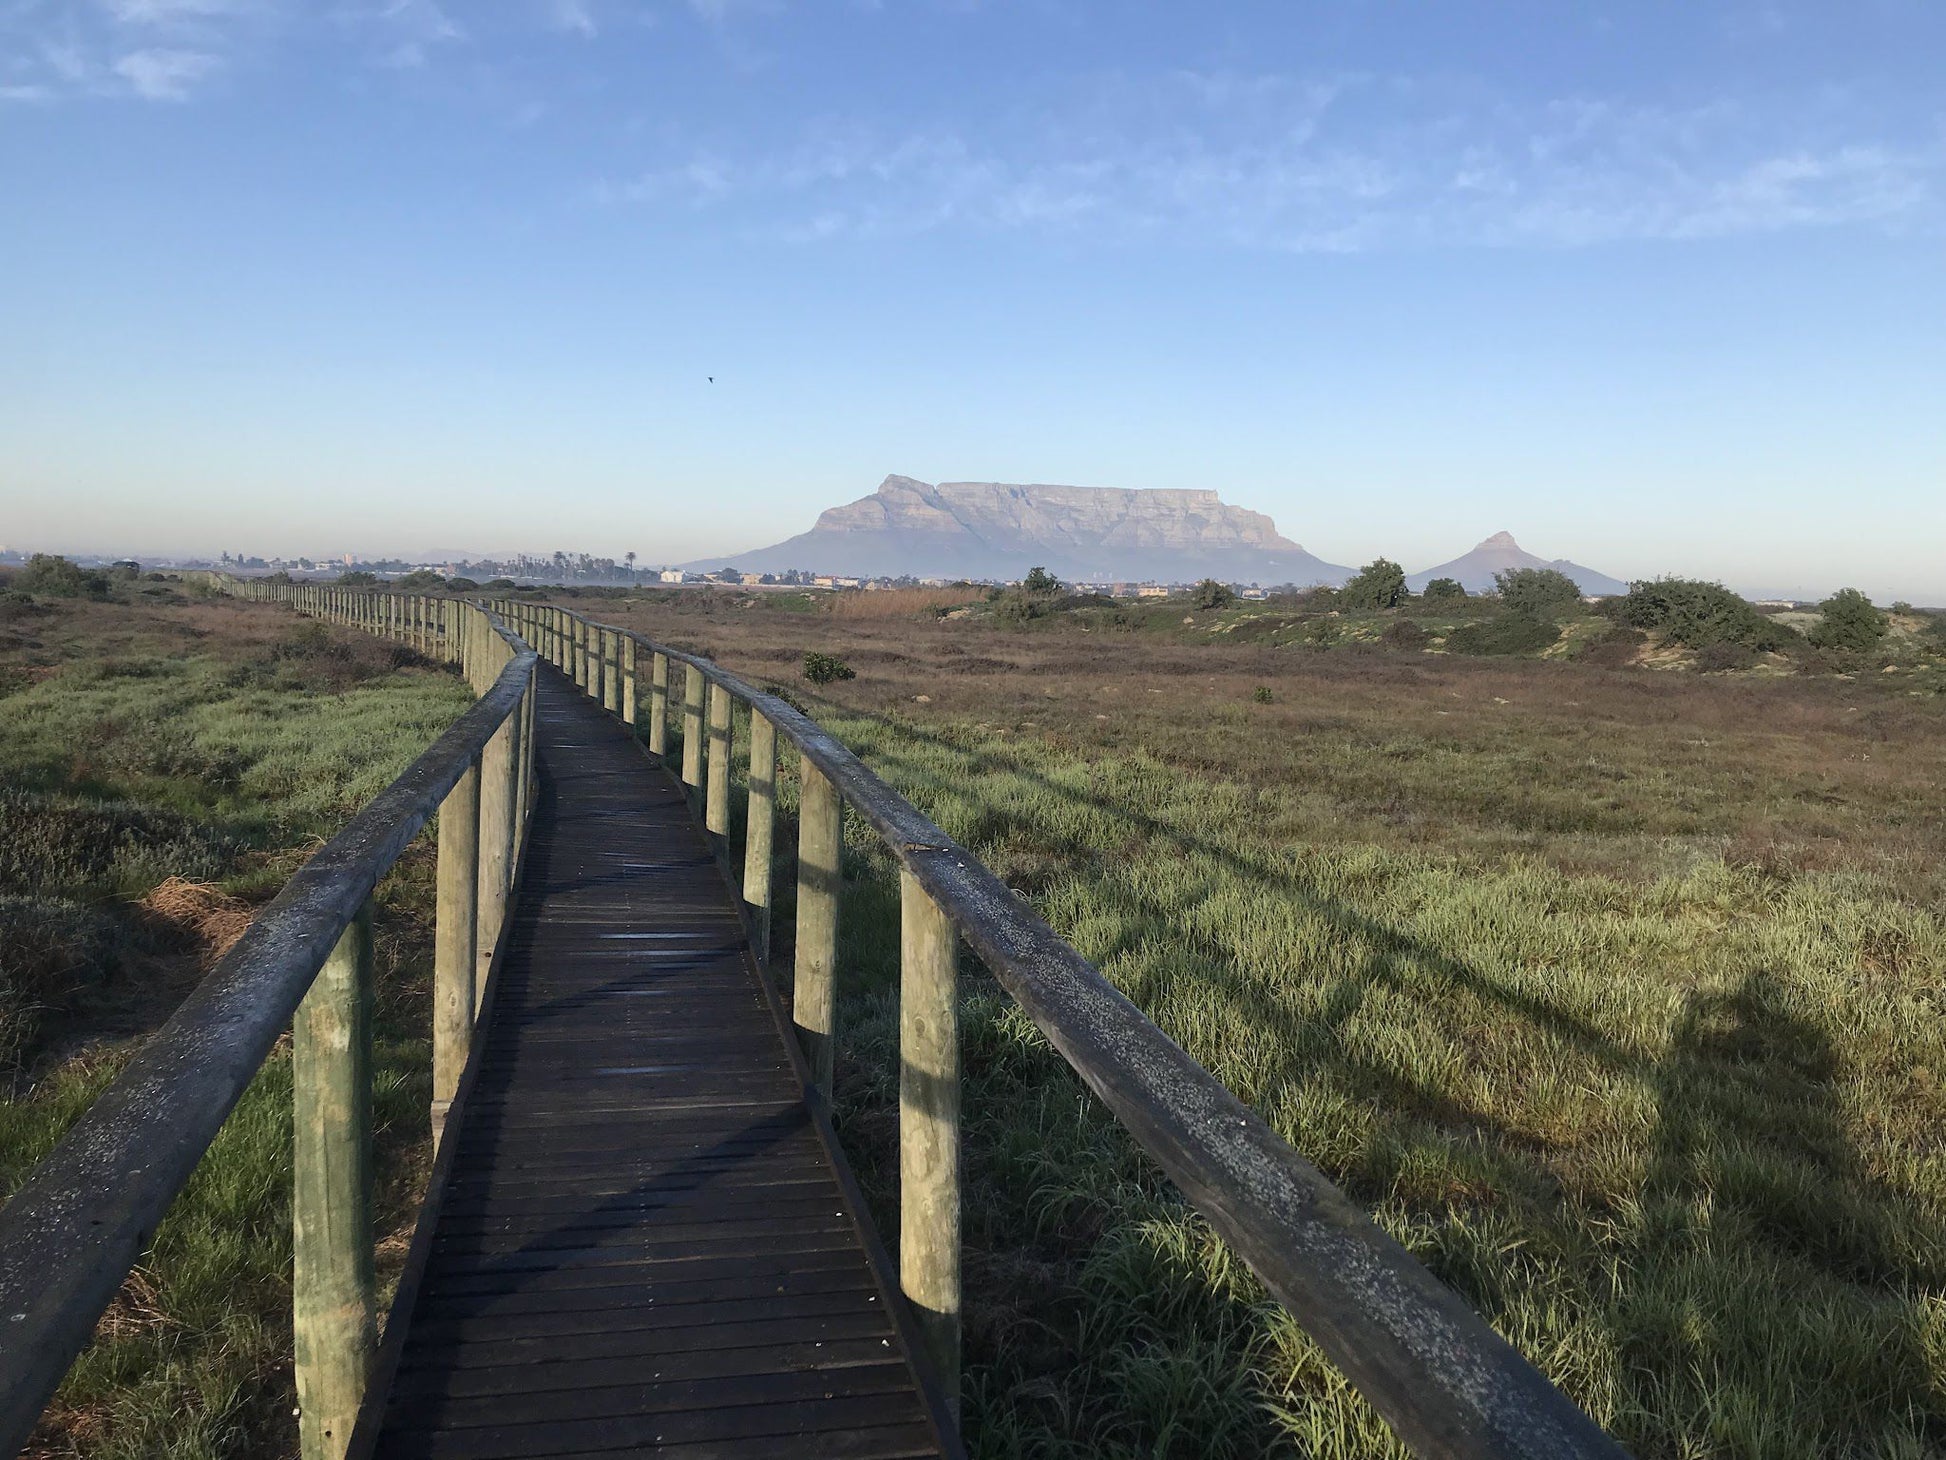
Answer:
[
  {"xmin": 686, "ymin": 475, "xmax": 1355, "ymax": 585},
  {"xmin": 1405, "ymin": 532, "xmax": 1628, "ymax": 596}
]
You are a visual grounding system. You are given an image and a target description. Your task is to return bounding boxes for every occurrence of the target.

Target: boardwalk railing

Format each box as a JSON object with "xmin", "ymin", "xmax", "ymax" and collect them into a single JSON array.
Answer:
[
  {"xmin": 0, "ymin": 589, "xmax": 539, "ymax": 1460},
  {"xmin": 490, "ymin": 594, "xmax": 1630, "ymax": 1460}
]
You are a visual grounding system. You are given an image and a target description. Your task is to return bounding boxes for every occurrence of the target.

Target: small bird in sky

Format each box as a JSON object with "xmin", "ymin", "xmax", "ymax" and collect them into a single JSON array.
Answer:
[{"xmin": 707, "ymin": 375, "xmax": 714, "ymax": 384}]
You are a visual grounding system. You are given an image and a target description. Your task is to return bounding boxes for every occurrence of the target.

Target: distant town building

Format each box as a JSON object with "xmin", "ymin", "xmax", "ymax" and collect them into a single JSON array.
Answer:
[
  {"xmin": 1136, "ymin": 585, "xmax": 1169, "ymax": 599},
  {"xmin": 659, "ymin": 569, "xmax": 687, "ymax": 584}
]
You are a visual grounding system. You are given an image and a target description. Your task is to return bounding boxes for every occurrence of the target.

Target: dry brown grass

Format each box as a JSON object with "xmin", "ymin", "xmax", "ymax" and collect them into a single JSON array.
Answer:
[{"xmin": 821, "ymin": 586, "xmax": 989, "ymax": 620}]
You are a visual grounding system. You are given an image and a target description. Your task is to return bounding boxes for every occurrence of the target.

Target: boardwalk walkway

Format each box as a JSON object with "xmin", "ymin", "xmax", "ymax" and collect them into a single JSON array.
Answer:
[{"xmin": 365, "ymin": 670, "xmax": 956, "ymax": 1460}]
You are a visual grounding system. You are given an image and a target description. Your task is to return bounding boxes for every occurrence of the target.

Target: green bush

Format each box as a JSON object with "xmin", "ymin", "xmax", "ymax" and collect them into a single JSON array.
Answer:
[
  {"xmin": 396, "ymin": 569, "xmax": 446, "ymax": 591},
  {"xmin": 1021, "ymin": 566, "xmax": 1062, "ymax": 596},
  {"xmin": 16, "ymin": 554, "xmax": 109, "ymax": 599},
  {"xmin": 1252, "ymin": 685, "xmax": 1273, "ymax": 704},
  {"xmin": 1421, "ymin": 577, "xmax": 1466, "ymax": 600},
  {"xmin": 1193, "ymin": 579, "xmax": 1236, "ymax": 610},
  {"xmin": 1445, "ymin": 612, "xmax": 1560, "ymax": 656},
  {"xmin": 803, "ymin": 651, "xmax": 856, "ymax": 685},
  {"xmin": 1337, "ymin": 558, "xmax": 1408, "ymax": 611},
  {"xmin": 1809, "ymin": 588, "xmax": 1887, "ymax": 652},
  {"xmin": 1618, "ymin": 577, "xmax": 1793, "ymax": 651},
  {"xmin": 1495, "ymin": 567, "xmax": 1582, "ymax": 619},
  {"xmin": 335, "ymin": 570, "xmax": 378, "ymax": 586}
]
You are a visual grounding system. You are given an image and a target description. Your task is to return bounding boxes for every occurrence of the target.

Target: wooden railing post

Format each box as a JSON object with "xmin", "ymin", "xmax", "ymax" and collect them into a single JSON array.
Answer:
[
  {"xmin": 743, "ymin": 712, "xmax": 776, "ymax": 965},
  {"xmin": 431, "ymin": 759, "xmax": 480, "ymax": 1145},
  {"xmin": 900, "ymin": 870, "xmax": 961, "ymax": 1416},
  {"xmin": 603, "ymin": 630, "xmax": 622, "ymax": 718},
  {"xmin": 475, "ymin": 709, "xmax": 516, "ymax": 1008},
  {"xmin": 706, "ymin": 683, "xmax": 732, "ymax": 843},
  {"xmin": 292, "ymin": 901, "xmax": 376, "ymax": 1460},
  {"xmin": 681, "ymin": 665, "xmax": 705, "ymax": 800},
  {"xmin": 649, "ymin": 653, "xmax": 669, "ymax": 758},
  {"xmin": 794, "ymin": 761, "xmax": 841, "ymax": 1096},
  {"xmin": 621, "ymin": 636, "xmax": 638, "ymax": 734}
]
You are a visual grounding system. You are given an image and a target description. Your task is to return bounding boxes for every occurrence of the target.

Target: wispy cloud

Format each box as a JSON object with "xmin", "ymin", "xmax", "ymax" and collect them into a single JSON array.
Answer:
[
  {"xmin": 595, "ymin": 72, "xmax": 1945, "ymax": 251},
  {"xmin": 112, "ymin": 45, "xmax": 218, "ymax": 99}
]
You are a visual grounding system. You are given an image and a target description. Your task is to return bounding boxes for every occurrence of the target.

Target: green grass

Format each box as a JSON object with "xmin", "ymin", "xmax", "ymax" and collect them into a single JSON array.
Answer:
[
  {"xmin": 0, "ymin": 590, "xmax": 472, "ymax": 1457},
  {"xmin": 797, "ymin": 705, "xmax": 1946, "ymax": 1459}
]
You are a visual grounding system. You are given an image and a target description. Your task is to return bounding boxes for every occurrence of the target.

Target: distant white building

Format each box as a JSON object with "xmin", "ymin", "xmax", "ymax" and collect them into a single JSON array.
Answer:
[{"xmin": 659, "ymin": 569, "xmax": 688, "ymax": 584}]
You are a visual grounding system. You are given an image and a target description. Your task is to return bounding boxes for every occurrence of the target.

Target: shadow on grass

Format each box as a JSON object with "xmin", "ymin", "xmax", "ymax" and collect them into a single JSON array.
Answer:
[{"xmin": 806, "ymin": 700, "xmax": 1946, "ymax": 1456}]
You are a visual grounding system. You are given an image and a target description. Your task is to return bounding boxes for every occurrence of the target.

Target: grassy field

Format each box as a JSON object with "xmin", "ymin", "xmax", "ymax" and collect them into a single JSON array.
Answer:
[
  {"xmin": 0, "ymin": 578, "xmax": 473, "ymax": 1459},
  {"xmin": 557, "ymin": 585, "xmax": 1946, "ymax": 1460}
]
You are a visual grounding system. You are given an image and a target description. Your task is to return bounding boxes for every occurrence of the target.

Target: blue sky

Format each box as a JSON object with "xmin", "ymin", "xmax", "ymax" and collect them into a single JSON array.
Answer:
[{"xmin": 2, "ymin": 1, "xmax": 1942, "ymax": 598}]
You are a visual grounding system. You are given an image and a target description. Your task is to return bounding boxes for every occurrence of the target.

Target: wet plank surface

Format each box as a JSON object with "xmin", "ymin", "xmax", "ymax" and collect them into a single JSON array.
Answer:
[{"xmin": 368, "ymin": 671, "xmax": 949, "ymax": 1460}]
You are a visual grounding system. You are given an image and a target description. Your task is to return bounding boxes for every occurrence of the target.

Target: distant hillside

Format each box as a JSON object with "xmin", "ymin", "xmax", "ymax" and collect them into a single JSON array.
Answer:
[
  {"xmin": 1406, "ymin": 532, "xmax": 1628, "ymax": 596},
  {"xmin": 686, "ymin": 475, "xmax": 1354, "ymax": 586}
]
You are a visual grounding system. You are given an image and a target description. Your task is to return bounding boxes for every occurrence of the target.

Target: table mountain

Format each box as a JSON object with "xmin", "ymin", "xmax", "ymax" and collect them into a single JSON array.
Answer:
[
  {"xmin": 687, "ymin": 475, "xmax": 1353, "ymax": 586},
  {"xmin": 1406, "ymin": 532, "xmax": 1628, "ymax": 596}
]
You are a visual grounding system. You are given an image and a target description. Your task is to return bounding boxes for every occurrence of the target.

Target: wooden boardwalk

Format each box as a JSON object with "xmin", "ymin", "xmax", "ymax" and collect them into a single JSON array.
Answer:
[{"xmin": 365, "ymin": 671, "xmax": 957, "ymax": 1460}]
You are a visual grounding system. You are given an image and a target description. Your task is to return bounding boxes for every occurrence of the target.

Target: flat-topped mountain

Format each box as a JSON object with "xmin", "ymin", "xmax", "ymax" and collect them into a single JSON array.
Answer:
[
  {"xmin": 688, "ymin": 475, "xmax": 1353, "ymax": 585},
  {"xmin": 1407, "ymin": 532, "xmax": 1628, "ymax": 596}
]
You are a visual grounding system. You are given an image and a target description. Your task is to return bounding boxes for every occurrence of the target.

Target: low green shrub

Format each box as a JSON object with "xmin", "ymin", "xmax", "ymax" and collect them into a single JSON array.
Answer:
[
  {"xmin": 1445, "ymin": 611, "xmax": 1560, "ymax": 656},
  {"xmin": 14, "ymin": 554, "xmax": 109, "ymax": 599},
  {"xmin": 1337, "ymin": 558, "xmax": 1408, "ymax": 610},
  {"xmin": 1252, "ymin": 685, "xmax": 1273, "ymax": 704},
  {"xmin": 803, "ymin": 651, "xmax": 856, "ymax": 685},
  {"xmin": 1809, "ymin": 588, "xmax": 1888, "ymax": 652},
  {"xmin": 1495, "ymin": 567, "xmax": 1582, "ymax": 619},
  {"xmin": 1421, "ymin": 577, "xmax": 1466, "ymax": 601},
  {"xmin": 1194, "ymin": 579, "xmax": 1236, "ymax": 610},
  {"xmin": 1695, "ymin": 640, "xmax": 1761, "ymax": 673},
  {"xmin": 1619, "ymin": 578, "xmax": 1794, "ymax": 651}
]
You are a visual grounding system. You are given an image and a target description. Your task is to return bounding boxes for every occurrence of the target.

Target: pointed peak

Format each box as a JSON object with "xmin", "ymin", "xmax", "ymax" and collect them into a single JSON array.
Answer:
[
  {"xmin": 1478, "ymin": 530, "xmax": 1520, "ymax": 550},
  {"xmin": 877, "ymin": 474, "xmax": 934, "ymax": 495}
]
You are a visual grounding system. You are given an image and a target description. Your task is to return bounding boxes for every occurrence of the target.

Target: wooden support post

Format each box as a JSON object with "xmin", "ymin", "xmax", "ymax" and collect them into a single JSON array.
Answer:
[
  {"xmin": 743, "ymin": 712, "xmax": 776, "ymax": 964},
  {"xmin": 603, "ymin": 630, "xmax": 623, "ymax": 718},
  {"xmin": 475, "ymin": 710, "xmax": 516, "ymax": 1009},
  {"xmin": 621, "ymin": 636, "xmax": 638, "ymax": 733},
  {"xmin": 649, "ymin": 653, "xmax": 669, "ymax": 758},
  {"xmin": 292, "ymin": 902, "xmax": 376, "ymax": 1460},
  {"xmin": 706, "ymin": 682, "xmax": 732, "ymax": 842},
  {"xmin": 431, "ymin": 760, "xmax": 480, "ymax": 1145},
  {"xmin": 513, "ymin": 669, "xmax": 533, "ymax": 845},
  {"xmin": 681, "ymin": 665, "xmax": 705, "ymax": 800},
  {"xmin": 900, "ymin": 870, "xmax": 961, "ymax": 1416},
  {"xmin": 794, "ymin": 762, "xmax": 840, "ymax": 1096},
  {"xmin": 575, "ymin": 620, "xmax": 589, "ymax": 693}
]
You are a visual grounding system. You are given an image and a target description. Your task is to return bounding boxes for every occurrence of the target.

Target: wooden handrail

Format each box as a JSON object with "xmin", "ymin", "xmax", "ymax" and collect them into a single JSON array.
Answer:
[
  {"xmin": 0, "ymin": 586, "xmax": 539, "ymax": 1460},
  {"xmin": 503, "ymin": 596, "xmax": 1630, "ymax": 1460}
]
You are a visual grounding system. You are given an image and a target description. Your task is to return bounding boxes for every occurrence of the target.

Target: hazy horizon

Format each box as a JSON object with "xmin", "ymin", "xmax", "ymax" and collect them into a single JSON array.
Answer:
[{"xmin": 3, "ymin": 2, "xmax": 1942, "ymax": 600}]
